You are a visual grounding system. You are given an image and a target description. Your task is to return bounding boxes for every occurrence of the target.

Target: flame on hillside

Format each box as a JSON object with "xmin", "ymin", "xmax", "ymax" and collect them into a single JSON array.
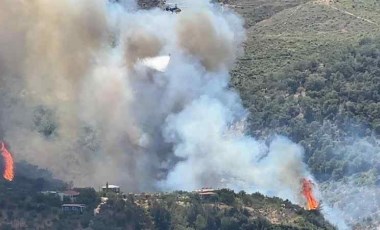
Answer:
[
  {"xmin": 1, "ymin": 142, "xmax": 15, "ymax": 181},
  {"xmin": 302, "ymin": 178, "xmax": 319, "ymax": 210}
]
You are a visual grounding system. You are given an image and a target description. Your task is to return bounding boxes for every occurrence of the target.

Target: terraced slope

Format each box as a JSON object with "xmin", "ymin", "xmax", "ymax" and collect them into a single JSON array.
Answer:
[{"xmin": 232, "ymin": 0, "xmax": 380, "ymax": 79}]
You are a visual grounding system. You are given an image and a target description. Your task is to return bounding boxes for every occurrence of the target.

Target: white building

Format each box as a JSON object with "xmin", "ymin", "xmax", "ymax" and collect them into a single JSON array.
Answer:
[
  {"xmin": 59, "ymin": 190, "xmax": 80, "ymax": 202},
  {"xmin": 102, "ymin": 184, "xmax": 120, "ymax": 193}
]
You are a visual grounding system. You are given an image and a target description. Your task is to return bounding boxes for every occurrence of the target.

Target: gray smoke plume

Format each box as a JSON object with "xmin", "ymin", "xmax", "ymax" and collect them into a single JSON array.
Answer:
[
  {"xmin": 320, "ymin": 137, "xmax": 380, "ymax": 229},
  {"xmin": 1, "ymin": 0, "xmax": 327, "ymax": 214}
]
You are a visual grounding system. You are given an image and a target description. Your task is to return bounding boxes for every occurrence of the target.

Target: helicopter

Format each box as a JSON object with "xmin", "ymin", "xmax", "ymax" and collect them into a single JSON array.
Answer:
[{"xmin": 165, "ymin": 4, "xmax": 182, "ymax": 13}]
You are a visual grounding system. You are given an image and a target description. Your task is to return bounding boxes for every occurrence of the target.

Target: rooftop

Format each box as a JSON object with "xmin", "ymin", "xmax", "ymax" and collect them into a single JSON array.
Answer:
[
  {"xmin": 41, "ymin": 191, "xmax": 58, "ymax": 194},
  {"xmin": 198, "ymin": 192, "xmax": 217, "ymax": 195},
  {"xmin": 62, "ymin": 190, "xmax": 80, "ymax": 196},
  {"xmin": 102, "ymin": 185, "xmax": 120, "ymax": 189},
  {"xmin": 62, "ymin": 204, "xmax": 86, "ymax": 208},
  {"xmin": 195, "ymin": 188, "xmax": 216, "ymax": 193}
]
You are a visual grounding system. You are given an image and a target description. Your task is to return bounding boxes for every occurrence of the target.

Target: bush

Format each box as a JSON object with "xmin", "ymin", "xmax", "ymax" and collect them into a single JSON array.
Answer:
[{"xmin": 217, "ymin": 189, "xmax": 235, "ymax": 205}]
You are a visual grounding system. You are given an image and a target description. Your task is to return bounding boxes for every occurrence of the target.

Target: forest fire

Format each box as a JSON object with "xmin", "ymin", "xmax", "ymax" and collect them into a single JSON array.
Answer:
[
  {"xmin": 302, "ymin": 178, "xmax": 319, "ymax": 210},
  {"xmin": 0, "ymin": 142, "xmax": 15, "ymax": 181}
]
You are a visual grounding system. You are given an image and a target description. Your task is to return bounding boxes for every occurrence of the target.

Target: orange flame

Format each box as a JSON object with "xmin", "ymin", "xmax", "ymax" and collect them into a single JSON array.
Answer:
[
  {"xmin": 302, "ymin": 178, "xmax": 319, "ymax": 210},
  {"xmin": 1, "ymin": 142, "xmax": 15, "ymax": 181}
]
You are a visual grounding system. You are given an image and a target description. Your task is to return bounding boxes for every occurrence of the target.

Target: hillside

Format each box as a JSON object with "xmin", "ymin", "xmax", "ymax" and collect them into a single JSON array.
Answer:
[
  {"xmin": 0, "ymin": 162, "xmax": 67, "ymax": 229},
  {"xmin": 228, "ymin": 0, "xmax": 380, "ymax": 228},
  {"xmin": 231, "ymin": 0, "xmax": 380, "ymax": 77},
  {"xmin": 231, "ymin": 0, "xmax": 380, "ymax": 139},
  {"xmin": 94, "ymin": 189, "xmax": 335, "ymax": 230},
  {"xmin": 0, "ymin": 0, "xmax": 379, "ymax": 229},
  {"xmin": 0, "ymin": 171, "xmax": 335, "ymax": 230}
]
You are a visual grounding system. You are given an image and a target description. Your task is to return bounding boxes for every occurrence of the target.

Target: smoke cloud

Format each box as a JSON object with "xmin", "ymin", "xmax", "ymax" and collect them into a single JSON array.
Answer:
[
  {"xmin": 0, "ymin": 0, "xmax": 324, "ymax": 213},
  {"xmin": 320, "ymin": 137, "xmax": 380, "ymax": 229}
]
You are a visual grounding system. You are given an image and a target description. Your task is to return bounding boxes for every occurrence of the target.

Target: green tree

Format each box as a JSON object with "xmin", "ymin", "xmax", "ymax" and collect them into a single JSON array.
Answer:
[
  {"xmin": 195, "ymin": 214, "xmax": 207, "ymax": 230},
  {"xmin": 151, "ymin": 203, "xmax": 171, "ymax": 230},
  {"xmin": 220, "ymin": 217, "xmax": 239, "ymax": 230},
  {"xmin": 75, "ymin": 188, "xmax": 99, "ymax": 209},
  {"xmin": 217, "ymin": 189, "xmax": 235, "ymax": 205}
]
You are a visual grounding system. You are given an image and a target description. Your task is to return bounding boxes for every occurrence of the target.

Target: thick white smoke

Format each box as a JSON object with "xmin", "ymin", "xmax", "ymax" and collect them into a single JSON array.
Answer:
[{"xmin": 0, "ymin": 0, "xmax": 323, "ymax": 211}]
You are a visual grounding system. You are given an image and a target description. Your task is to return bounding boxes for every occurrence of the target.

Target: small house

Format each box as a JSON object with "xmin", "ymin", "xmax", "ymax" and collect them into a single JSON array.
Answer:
[
  {"xmin": 59, "ymin": 190, "xmax": 80, "ymax": 202},
  {"xmin": 41, "ymin": 191, "xmax": 59, "ymax": 196},
  {"xmin": 61, "ymin": 204, "xmax": 86, "ymax": 214},
  {"xmin": 195, "ymin": 188, "xmax": 217, "ymax": 199},
  {"xmin": 102, "ymin": 183, "xmax": 120, "ymax": 193}
]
